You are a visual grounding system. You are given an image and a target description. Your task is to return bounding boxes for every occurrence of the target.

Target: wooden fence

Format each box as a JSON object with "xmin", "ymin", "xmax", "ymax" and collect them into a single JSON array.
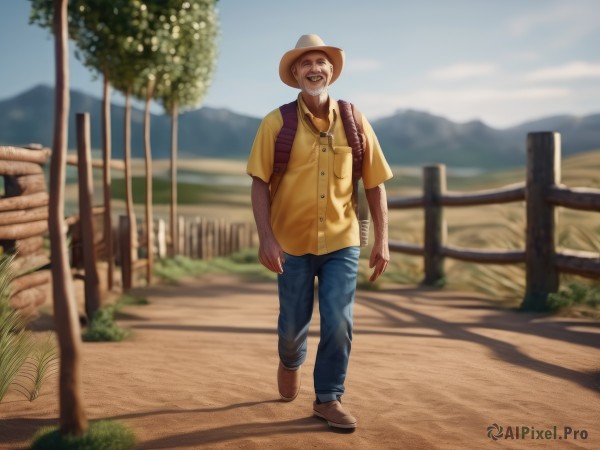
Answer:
[
  {"xmin": 67, "ymin": 112, "xmax": 257, "ymax": 293},
  {"xmin": 9, "ymin": 122, "xmax": 596, "ymax": 315},
  {"xmin": 388, "ymin": 132, "xmax": 600, "ymax": 310},
  {"xmin": 1, "ymin": 111, "xmax": 256, "ymax": 318},
  {"xmin": 0, "ymin": 145, "xmax": 51, "ymax": 316}
]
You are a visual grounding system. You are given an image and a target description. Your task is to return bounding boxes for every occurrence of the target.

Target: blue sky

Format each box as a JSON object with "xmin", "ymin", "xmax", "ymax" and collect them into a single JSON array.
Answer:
[{"xmin": 1, "ymin": 0, "xmax": 599, "ymax": 128}]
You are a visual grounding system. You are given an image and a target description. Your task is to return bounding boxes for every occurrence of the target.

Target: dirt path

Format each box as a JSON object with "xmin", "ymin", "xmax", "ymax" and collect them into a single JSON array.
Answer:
[{"xmin": 1, "ymin": 275, "xmax": 599, "ymax": 449}]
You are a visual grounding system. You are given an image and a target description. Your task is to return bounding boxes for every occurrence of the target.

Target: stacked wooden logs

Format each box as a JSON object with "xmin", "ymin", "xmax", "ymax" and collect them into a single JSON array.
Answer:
[{"xmin": 0, "ymin": 145, "xmax": 51, "ymax": 317}]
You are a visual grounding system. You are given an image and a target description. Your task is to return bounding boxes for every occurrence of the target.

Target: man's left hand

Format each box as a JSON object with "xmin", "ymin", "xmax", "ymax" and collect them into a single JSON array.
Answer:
[{"xmin": 369, "ymin": 240, "xmax": 389, "ymax": 282}]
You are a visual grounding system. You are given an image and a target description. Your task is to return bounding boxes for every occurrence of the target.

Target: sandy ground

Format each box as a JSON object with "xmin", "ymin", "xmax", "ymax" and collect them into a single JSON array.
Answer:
[{"xmin": 1, "ymin": 274, "xmax": 599, "ymax": 449}]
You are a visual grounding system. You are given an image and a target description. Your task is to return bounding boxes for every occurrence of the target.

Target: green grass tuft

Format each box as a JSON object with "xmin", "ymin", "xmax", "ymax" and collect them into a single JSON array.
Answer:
[
  {"xmin": 0, "ymin": 309, "xmax": 34, "ymax": 401},
  {"xmin": 31, "ymin": 420, "xmax": 136, "ymax": 450},
  {"xmin": 0, "ymin": 255, "xmax": 58, "ymax": 403},
  {"xmin": 548, "ymin": 282, "xmax": 600, "ymax": 311},
  {"xmin": 153, "ymin": 255, "xmax": 210, "ymax": 283},
  {"xmin": 14, "ymin": 333, "xmax": 58, "ymax": 401},
  {"xmin": 82, "ymin": 306, "xmax": 130, "ymax": 342},
  {"xmin": 116, "ymin": 294, "xmax": 149, "ymax": 307},
  {"xmin": 154, "ymin": 251, "xmax": 277, "ymax": 284}
]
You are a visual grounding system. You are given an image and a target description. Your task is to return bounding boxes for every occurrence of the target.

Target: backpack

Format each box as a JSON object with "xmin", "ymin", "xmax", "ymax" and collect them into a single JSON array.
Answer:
[{"xmin": 270, "ymin": 99, "xmax": 370, "ymax": 246}]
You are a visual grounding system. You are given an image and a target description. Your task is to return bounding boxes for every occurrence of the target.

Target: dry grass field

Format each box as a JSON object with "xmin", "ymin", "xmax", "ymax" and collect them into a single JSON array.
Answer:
[{"xmin": 384, "ymin": 150, "xmax": 600, "ymax": 303}]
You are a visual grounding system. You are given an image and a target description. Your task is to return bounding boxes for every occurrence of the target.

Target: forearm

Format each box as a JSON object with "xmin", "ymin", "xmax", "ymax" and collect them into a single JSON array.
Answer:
[
  {"xmin": 365, "ymin": 183, "xmax": 389, "ymax": 243},
  {"xmin": 251, "ymin": 177, "xmax": 275, "ymax": 242},
  {"xmin": 251, "ymin": 177, "xmax": 285, "ymax": 273}
]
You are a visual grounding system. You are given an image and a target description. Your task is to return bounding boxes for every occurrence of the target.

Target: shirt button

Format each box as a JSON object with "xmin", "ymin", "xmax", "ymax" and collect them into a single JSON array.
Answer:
[
  {"xmin": 322, "ymin": 147, "xmax": 326, "ymax": 152},
  {"xmin": 321, "ymin": 171, "xmax": 325, "ymax": 176},
  {"xmin": 320, "ymin": 194, "xmax": 325, "ymax": 199},
  {"xmin": 319, "ymin": 217, "xmax": 324, "ymax": 222}
]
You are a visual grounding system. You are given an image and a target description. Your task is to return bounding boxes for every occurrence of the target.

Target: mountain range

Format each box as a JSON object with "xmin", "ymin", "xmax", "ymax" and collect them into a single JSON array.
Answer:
[{"xmin": 1, "ymin": 85, "xmax": 599, "ymax": 170}]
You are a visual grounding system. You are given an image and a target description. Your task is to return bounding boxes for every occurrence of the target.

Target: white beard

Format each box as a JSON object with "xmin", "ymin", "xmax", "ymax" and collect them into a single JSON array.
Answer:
[{"xmin": 305, "ymin": 85, "xmax": 328, "ymax": 97}]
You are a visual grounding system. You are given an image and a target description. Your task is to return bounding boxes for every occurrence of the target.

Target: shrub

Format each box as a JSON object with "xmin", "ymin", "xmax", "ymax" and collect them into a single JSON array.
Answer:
[
  {"xmin": 548, "ymin": 282, "xmax": 600, "ymax": 311},
  {"xmin": 82, "ymin": 306, "xmax": 130, "ymax": 342},
  {"xmin": 31, "ymin": 420, "xmax": 136, "ymax": 450}
]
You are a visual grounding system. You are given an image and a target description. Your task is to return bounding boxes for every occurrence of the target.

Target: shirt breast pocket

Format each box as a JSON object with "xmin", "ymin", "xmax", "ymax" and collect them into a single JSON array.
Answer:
[{"xmin": 333, "ymin": 146, "xmax": 352, "ymax": 179}]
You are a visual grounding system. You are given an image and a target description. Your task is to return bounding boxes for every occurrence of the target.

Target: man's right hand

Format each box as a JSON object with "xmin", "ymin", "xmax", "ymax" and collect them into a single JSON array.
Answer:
[
  {"xmin": 258, "ymin": 237, "xmax": 286, "ymax": 274},
  {"xmin": 251, "ymin": 176, "xmax": 285, "ymax": 274}
]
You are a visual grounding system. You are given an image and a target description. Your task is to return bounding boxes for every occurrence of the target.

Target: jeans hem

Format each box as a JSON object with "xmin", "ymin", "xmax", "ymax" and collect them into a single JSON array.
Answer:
[
  {"xmin": 316, "ymin": 393, "xmax": 340, "ymax": 403},
  {"xmin": 280, "ymin": 360, "xmax": 301, "ymax": 371}
]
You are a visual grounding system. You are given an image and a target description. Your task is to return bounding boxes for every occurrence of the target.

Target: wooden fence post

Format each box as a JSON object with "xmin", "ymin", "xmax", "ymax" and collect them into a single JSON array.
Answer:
[
  {"xmin": 523, "ymin": 132, "xmax": 560, "ymax": 310},
  {"xmin": 156, "ymin": 218, "xmax": 167, "ymax": 259},
  {"xmin": 422, "ymin": 164, "xmax": 447, "ymax": 286},
  {"xmin": 189, "ymin": 218, "xmax": 199, "ymax": 258},
  {"xmin": 119, "ymin": 215, "xmax": 132, "ymax": 290},
  {"xmin": 76, "ymin": 113, "xmax": 101, "ymax": 320},
  {"xmin": 221, "ymin": 219, "xmax": 228, "ymax": 256},
  {"xmin": 177, "ymin": 216, "xmax": 186, "ymax": 256},
  {"xmin": 231, "ymin": 223, "xmax": 240, "ymax": 254},
  {"xmin": 206, "ymin": 219, "xmax": 214, "ymax": 260},
  {"xmin": 197, "ymin": 217, "xmax": 205, "ymax": 259}
]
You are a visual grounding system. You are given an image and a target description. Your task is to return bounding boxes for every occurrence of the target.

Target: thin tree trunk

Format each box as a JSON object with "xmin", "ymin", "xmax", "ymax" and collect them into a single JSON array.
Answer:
[
  {"xmin": 77, "ymin": 113, "xmax": 101, "ymax": 320},
  {"xmin": 170, "ymin": 102, "xmax": 178, "ymax": 257},
  {"xmin": 102, "ymin": 71, "xmax": 114, "ymax": 290},
  {"xmin": 143, "ymin": 78, "xmax": 155, "ymax": 284},
  {"xmin": 50, "ymin": 0, "xmax": 88, "ymax": 435},
  {"xmin": 123, "ymin": 87, "xmax": 137, "ymax": 277}
]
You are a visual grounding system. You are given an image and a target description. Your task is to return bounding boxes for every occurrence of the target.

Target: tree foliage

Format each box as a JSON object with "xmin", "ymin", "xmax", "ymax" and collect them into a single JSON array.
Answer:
[
  {"xmin": 29, "ymin": 0, "xmax": 220, "ymax": 111},
  {"xmin": 157, "ymin": 0, "xmax": 219, "ymax": 113}
]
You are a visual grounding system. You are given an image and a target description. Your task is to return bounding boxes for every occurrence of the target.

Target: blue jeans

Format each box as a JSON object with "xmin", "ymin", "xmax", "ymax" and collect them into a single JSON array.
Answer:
[{"xmin": 277, "ymin": 246, "xmax": 360, "ymax": 403}]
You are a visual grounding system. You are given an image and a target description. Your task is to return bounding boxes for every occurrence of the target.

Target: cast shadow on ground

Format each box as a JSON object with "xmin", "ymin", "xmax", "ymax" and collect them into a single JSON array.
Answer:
[
  {"xmin": 357, "ymin": 291, "xmax": 600, "ymax": 394},
  {"xmin": 135, "ymin": 416, "xmax": 343, "ymax": 449},
  {"xmin": 107, "ymin": 399, "xmax": 349, "ymax": 448},
  {"xmin": 0, "ymin": 417, "xmax": 57, "ymax": 448}
]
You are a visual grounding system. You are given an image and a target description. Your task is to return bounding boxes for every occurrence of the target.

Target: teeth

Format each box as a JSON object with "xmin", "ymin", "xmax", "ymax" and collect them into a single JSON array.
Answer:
[{"xmin": 308, "ymin": 76, "xmax": 322, "ymax": 81}]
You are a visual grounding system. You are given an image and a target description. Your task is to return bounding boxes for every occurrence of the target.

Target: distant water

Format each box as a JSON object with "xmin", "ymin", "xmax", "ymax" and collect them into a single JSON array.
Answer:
[
  {"xmin": 394, "ymin": 166, "xmax": 486, "ymax": 178},
  {"xmin": 176, "ymin": 172, "xmax": 251, "ymax": 186}
]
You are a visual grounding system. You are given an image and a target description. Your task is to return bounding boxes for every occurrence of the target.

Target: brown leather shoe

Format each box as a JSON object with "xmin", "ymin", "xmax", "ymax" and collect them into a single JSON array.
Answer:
[
  {"xmin": 313, "ymin": 400, "xmax": 357, "ymax": 429},
  {"xmin": 277, "ymin": 361, "xmax": 301, "ymax": 401}
]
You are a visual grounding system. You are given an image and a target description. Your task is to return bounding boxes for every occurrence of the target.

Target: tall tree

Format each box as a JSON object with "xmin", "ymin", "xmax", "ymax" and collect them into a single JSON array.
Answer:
[
  {"xmin": 128, "ymin": 1, "xmax": 177, "ymax": 284},
  {"xmin": 48, "ymin": 0, "xmax": 88, "ymax": 435},
  {"xmin": 158, "ymin": 0, "xmax": 219, "ymax": 256},
  {"xmin": 30, "ymin": 0, "xmax": 137, "ymax": 295}
]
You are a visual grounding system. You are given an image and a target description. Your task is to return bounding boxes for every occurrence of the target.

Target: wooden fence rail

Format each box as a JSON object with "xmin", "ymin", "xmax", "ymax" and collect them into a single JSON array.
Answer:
[{"xmin": 388, "ymin": 131, "xmax": 600, "ymax": 310}]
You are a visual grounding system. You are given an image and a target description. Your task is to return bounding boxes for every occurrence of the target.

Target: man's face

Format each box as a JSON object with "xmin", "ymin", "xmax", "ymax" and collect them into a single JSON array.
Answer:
[{"xmin": 292, "ymin": 51, "xmax": 333, "ymax": 97}]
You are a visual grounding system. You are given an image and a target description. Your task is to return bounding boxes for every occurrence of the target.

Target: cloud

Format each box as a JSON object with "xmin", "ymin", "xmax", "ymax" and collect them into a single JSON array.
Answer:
[
  {"xmin": 508, "ymin": 0, "xmax": 599, "ymax": 47},
  {"xmin": 356, "ymin": 87, "xmax": 571, "ymax": 126},
  {"xmin": 526, "ymin": 61, "xmax": 600, "ymax": 81},
  {"xmin": 427, "ymin": 63, "xmax": 497, "ymax": 81},
  {"xmin": 509, "ymin": 3, "xmax": 571, "ymax": 36},
  {"xmin": 345, "ymin": 58, "xmax": 382, "ymax": 72},
  {"xmin": 367, "ymin": 87, "xmax": 569, "ymax": 106}
]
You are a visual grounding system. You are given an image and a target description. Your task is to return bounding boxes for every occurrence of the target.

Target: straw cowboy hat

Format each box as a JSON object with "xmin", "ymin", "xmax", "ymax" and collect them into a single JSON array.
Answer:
[{"xmin": 279, "ymin": 34, "xmax": 345, "ymax": 88}]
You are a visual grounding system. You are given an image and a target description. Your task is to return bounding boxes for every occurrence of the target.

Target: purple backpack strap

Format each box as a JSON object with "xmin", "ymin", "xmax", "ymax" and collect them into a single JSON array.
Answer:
[
  {"xmin": 337, "ymin": 99, "xmax": 365, "ymax": 182},
  {"xmin": 338, "ymin": 100, "xmax": 370, "ymax": 247},
  {"xmin": 273, "ymin": 100, "xmax": 299, "ymax": 175},
  {"xmin": 270, "ymin": 100, "xmax": 298, "ymax": 200}
]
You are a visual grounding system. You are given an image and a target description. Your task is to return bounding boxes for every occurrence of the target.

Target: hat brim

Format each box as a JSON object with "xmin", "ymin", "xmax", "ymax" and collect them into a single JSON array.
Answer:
[{"xmin": 279, "ymin": 46, "xmax": 345, "ymax": 88}]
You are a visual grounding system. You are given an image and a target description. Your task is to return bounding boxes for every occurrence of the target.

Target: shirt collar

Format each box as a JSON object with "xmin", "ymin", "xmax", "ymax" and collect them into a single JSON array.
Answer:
[
  {"xmin": 297, "ymin": 93, "xmax": 338, "ymax": 133},
  {"xmin": 298, "ymin": 93, "xmax": 338, "ymax": 123}
]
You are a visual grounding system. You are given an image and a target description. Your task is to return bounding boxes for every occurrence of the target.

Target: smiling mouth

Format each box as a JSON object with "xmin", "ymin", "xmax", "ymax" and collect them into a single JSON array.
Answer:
[{"xmin": 307, "ymin": 75, "xmax": 323, "ymax": 82}]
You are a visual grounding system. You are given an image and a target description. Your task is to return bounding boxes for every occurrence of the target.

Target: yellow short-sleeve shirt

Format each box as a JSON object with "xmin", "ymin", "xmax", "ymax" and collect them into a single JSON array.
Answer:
[{"xmin": 247, "ymin": 94, "xmax": 393, "ymax": 256}]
